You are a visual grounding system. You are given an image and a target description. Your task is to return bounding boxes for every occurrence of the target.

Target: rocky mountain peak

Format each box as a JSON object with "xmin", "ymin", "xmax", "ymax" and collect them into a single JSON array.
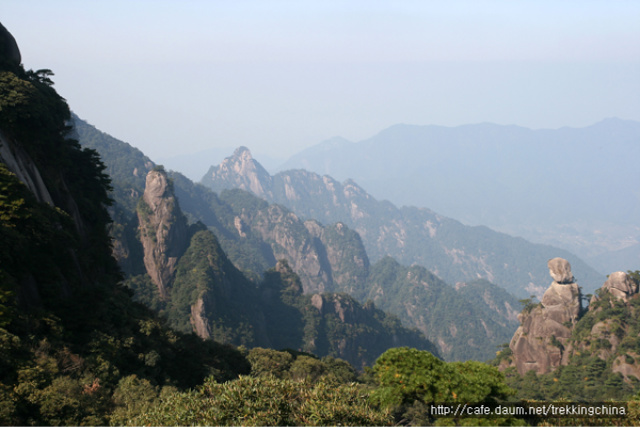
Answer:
[
  {"xmin": 201, "ymin": 146, "xmax": 273, "ymax": 198},
  {"xmin": 232, "ymin": 145, "xmax": 252, "ymax": 159}
]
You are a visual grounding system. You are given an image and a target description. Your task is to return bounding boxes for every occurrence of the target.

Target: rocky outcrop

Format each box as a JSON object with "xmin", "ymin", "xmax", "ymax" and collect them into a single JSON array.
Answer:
[
  {"xmin": 225, "ymin": 195, "xmax": 370, "ymax": 295},
  {"xmin": 574, "ymin": 271, "xmax": 640, "ymax": 381},
  {"xmin": 137, "ymin": 169, "xmax": 189, "ymax": 299},
  {"xmin": 508, "ymin": 258, "xmax": 582, "ymax": 375},
  {"xmin": 612, "ymin": 353, "xmax": 640, "ymax": 382},
  {"xmin": 0, "ymin": 130, "xmax": 54, "ymax": 206},
  {"xmin": 499, "ymin": 268, "xmax": 640, "ymax": 384},
  {"xmin": 547, "ymin": 257, "xmax": 575, "ymax": 283},
  {"xmin": 307, "ymin": 221, "xmax": 370, "ymax": 296},
  {"xmin": 601, "ymin": 271, "xmax": 638, "ymax": 302},
  {"xmin": 240, "ymin": 204, "xmax": 332, "ymax": 293},
  {"xmin": 190, "ymin": 297, "xmax": 210, "ymax": 339},
  {"xmin": 0, "ymin": 22, "xmax": 21, "ymax": 67}
]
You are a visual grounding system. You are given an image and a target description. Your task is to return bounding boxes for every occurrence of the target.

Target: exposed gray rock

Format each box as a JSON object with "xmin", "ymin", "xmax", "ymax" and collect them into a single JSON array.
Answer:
[
  {"xmin": 547, "ymin": 257, "xmax": 574, "ymax": 283},
  {"xmin": 202, "ymin": 146, "xmax": 273, "ymax": 198},
  {"xmin": 602, "ymin": 271, "xmax": 638, "ymax": 302},
  {"xmin": 612, "ymin": 354, "xmax": 640, "ymax": 382},
  {"xmin": 540, "ymin": 281, "xmax": 581, "ymax": 325},
  {"xmin": 0, "ymin": 131, "xmax": 54, "ymax": 205},
  {"xmin": 138, "ymin": 169, "xmax": 189, "ymax": 299},
  {"xmin": 190, "ymin": 297, "xmax": 210, "ymax": 339}
]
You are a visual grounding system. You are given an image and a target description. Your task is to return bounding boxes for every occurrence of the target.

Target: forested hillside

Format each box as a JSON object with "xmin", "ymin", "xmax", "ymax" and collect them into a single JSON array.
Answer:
[
  {"xmin": 71, "ymin": 120, "xmax": 439, "ymax": 368},
  {"xmin": 73, "ymin": 114, "xmax": 520, "ymax": 361},
  {"xmin": 0, "ymin": 22, "xmax": 249, "ymax": 424}
]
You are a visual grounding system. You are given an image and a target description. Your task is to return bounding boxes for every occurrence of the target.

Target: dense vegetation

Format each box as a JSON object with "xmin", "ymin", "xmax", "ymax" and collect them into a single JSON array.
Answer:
[
  {"xmin": 365, "ymin": 257, "xmax": 520, "ymax": 361},
  {"xmin": 0, "ymin": 41, "xmax": 249, "ymax": 424}
]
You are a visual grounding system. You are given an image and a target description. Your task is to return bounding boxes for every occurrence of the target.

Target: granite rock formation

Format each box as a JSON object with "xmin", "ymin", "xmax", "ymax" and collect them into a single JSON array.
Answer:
[
  {"xmin": 202, "ymin": 146, "xmax": 273, "ymax": 199},
  {"xmin": 508, "ymin": 258, "xmax": 582, "ymax": 375},
  {"xmin": 0, "ymin": 22, "xmax": 21, "ymax": 67},
  {"xmin": 0, "ymin": 130, "xmax": 54, "ymax": 206},
  {"xmin": 601, "ymin": 271, "xmax": 638, "ymax": 302},
  {"xmin": 137, "ymin": 169, "xmax": 189, "ymax": 299},
  {"xmin": 547, "ymin": 257, "xmax": 575, "ymax": 283}
]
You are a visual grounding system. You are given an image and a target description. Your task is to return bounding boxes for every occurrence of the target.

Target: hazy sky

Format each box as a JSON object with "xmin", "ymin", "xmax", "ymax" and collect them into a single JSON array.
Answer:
[{"xmin": 3, "ymin": 1, "xmax": 639, "ymax": 161}]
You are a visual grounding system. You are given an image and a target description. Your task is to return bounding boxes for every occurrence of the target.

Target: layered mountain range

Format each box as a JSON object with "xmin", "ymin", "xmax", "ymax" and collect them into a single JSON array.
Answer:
[
  {"xmin": 277, "ymin": 120, "xmax": 640, "ymax": 275},
  {"xmin": 202, "ymin": 147, "xmax": 604, "ymax": 297},
  {"xmin": 74, "ymin": 115, "xmax": 520, "ymax": 362},
  {"xmin": 87, "ymin": 158, "xmax": 440, "ymax": 367}
]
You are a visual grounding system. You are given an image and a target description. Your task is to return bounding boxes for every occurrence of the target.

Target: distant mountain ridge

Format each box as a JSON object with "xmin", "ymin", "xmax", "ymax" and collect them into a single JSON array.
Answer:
[
  {"xmin": 202, "ymin": 147, "xmax": 605, "ymax": 297},
  {"xmin": 278, "ymin": 119, "xmax": 640, "ymax": 273}
]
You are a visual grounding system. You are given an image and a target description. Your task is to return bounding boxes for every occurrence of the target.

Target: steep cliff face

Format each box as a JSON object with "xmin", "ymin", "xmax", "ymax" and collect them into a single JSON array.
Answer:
[
  {"xmin": 316, "ymin": 222, "xmax": 370, "ymax": 296},
  {"xmin": 168, "ymin": 229, "xmax": 271, "ymax": 347},
  {"xmin": 137, "ymin": 168, "xmax": 189, "ymax": 299},
  {"xmin": 0, "ymin": 131, "xmax": 54, "ymax": 206},
  {"xmin": 210, "ymin": 187, "xmax": 370, "ymax": 295},
  {"xmin": 240, "ymin": 204, "xmax": 332, "ymax": 293},
  {"xmin": 0, "ymin": 23, "xmax": 117, "ymax": 302},
  {"xmin": 508, "ymin": 258, "xmax": 582, "ymax": 375}
]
